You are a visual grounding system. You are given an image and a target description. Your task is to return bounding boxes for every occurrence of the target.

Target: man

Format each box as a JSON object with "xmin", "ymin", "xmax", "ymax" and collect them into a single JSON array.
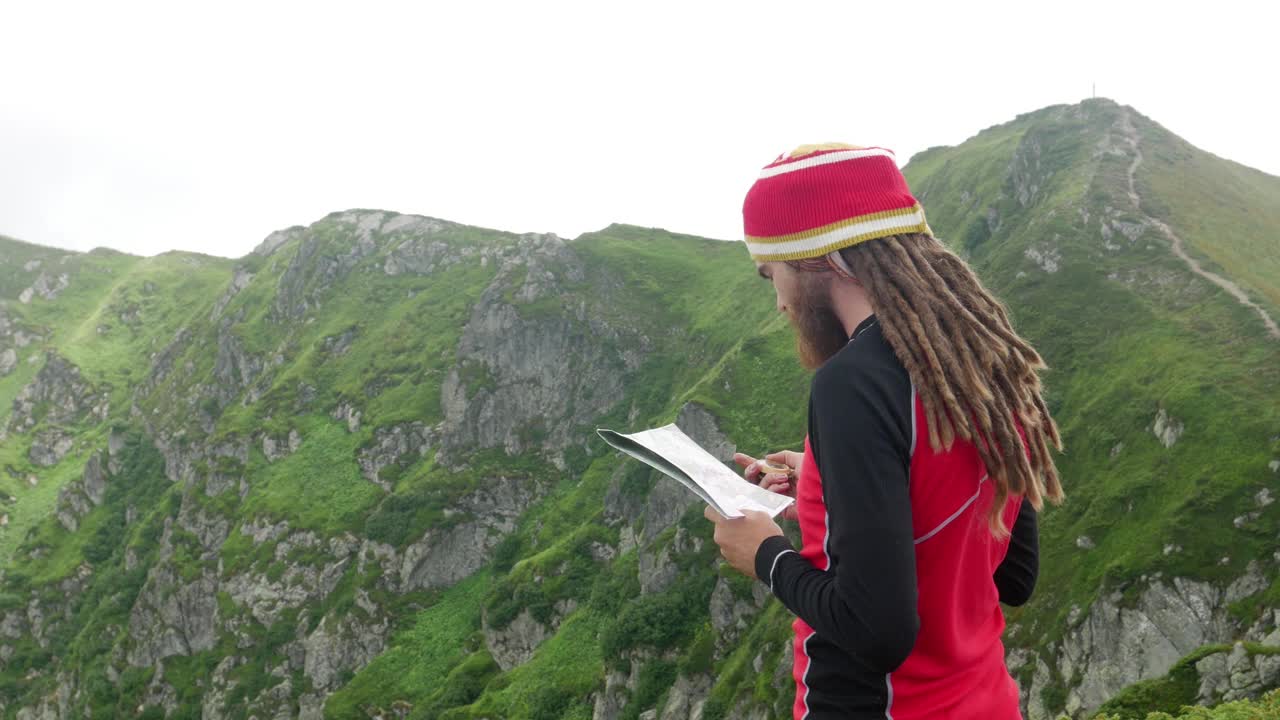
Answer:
[{"xmin": 705, "ymin": 143, "xmax": 1064, "ymax": 719}]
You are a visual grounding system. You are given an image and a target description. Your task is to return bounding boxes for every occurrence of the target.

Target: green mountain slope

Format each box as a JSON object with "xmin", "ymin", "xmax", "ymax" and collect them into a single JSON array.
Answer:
[
  {"xmin": 0, "ymin": 98, "xmax": 1275, "ymax": 720},
  {"xmin": 903, "ymin": 99, "xmax": 1279, "ymax": 718}
]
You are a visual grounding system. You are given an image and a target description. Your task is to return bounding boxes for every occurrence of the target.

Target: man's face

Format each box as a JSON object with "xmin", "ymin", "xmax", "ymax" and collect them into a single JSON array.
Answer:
[
  {"xmin": 756, "ymin": 261, "xmax": 798, "ymax": 315},
  {"xmin": 756, "ymin": 261, "xmax": 848, "ymax": 369}
]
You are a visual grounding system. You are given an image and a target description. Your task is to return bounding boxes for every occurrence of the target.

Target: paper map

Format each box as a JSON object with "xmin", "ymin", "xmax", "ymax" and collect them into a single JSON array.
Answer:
[{"xmin": 596, "ymin": 424, "xmax": 794, "ymax": 519}]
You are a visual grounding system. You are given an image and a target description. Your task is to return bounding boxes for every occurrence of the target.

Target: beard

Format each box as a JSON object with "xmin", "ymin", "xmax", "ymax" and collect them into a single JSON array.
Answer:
[{"xmin": 788, "ymin": 277, "xmax": 849, "ymax": 370}]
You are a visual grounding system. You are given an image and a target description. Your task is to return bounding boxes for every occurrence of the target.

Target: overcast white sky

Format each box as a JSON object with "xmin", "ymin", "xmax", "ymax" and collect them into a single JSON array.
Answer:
[{"xmin": 2, "ymin": 1, "xmax": 1277, "ymax": 259}]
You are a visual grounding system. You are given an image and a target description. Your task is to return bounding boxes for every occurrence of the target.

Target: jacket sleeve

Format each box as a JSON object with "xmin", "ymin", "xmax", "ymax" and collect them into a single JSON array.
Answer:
[
  {"xmin": 753, "ymin": 362, "xmax": 919, "ymax": 672},
  {"xmin": 993, "ymin": 501, "xmax": 1038, "ymax": 606}
]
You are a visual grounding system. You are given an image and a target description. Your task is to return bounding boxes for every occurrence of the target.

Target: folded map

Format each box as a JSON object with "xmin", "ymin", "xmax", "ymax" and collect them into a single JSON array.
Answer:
[{"xmin": 596, "ymin": 424, "xmax": 795, "ymax": 519}]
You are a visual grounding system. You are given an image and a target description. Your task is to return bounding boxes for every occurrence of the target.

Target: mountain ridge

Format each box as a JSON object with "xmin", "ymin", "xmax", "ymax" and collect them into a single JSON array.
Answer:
[{"xmin": 0, "ymin": 98, "xmax": 1275, "ymax": 719}]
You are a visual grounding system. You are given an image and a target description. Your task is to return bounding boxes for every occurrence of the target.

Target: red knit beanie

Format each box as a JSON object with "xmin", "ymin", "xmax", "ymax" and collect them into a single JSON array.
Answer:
[{"xmin": 741, "ymin": 143, "xmax": 932, "ymax": 262}]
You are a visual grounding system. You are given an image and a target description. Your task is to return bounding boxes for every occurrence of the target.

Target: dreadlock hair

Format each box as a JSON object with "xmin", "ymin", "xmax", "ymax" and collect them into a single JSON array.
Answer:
[{"xmin": 787, "ymin": 232, "xmax": 1064, "ymax": 536}]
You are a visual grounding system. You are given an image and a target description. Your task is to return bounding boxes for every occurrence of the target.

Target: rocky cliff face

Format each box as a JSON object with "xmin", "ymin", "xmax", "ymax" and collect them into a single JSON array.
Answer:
[
  {"xmin": 0, "ymin": 305, "xmax": 41, "ymax": 378},
  {"xmin": 2, "ymin": 353, "xmax": 109, "ymax": 466},
  {"xmin": 1018, "ymin": 565, "xmax": 1280, "ymax": 719},
  {"xmin": 1195, "ymin": 638, "xmax": 1280, "ymax": 705},
  {"xmin": 52, "ymin": 452, "xmax": 106, "ymax": 532},
  {"xmin": 437, "ymin": 231, "xmax": 645, "ymax": 465}
]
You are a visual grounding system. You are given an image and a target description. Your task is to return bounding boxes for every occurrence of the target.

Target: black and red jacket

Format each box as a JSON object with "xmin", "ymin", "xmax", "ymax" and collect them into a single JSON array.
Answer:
[{"xmin": 754, "ymin": 314, "xmax": 1038, "ymax": 719}]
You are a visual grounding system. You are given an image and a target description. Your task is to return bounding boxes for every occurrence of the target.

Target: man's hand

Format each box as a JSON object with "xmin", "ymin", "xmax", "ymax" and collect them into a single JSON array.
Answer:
[
  {"xmin": 704, "ymin": 506, "xmax": 783, "ymax": 579},
  {"xmin": 734, "ymin": 451, "xmax": 802, "ymax": 522}
]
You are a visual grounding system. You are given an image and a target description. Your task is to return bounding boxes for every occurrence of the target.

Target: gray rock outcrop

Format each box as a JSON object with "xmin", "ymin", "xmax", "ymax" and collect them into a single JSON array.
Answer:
[
  {"xmin": 18, "ymin": 271, "xmax": 70, "ymax": 305},
  {"xmin": 302, "ymin": 611, "xmax": 389, "ymax": 693},
  {"xmin": 127, "ymin": 562, "xmax": 221, "ymax": 666},
  {"xmin": 53, "ymin": 452, "xmax": 108, "ymax": 532},
  {"xmin": 394, "ymin": 475, "xmax": 541, "ymax": 593},
  {"xmin": 1020, "ymin": 566, "xmax": 1276, "ymax": 718},
  {"xmin": 1196, "ymin": 641, "xmax": 1280, "ymax": 704},
  {"xmin": 3, "ymin": 353, "xmax": 109, "ymax": 444},
  {"xmin": 357, "ymin": 422, "xmax": 434, "ymax": 491},
  {"xmin": 1152, "ymin": 408, "xmax": 1185, "ymax": 448},
  {"xmin": 437, "ymin": 232, "xmax": 643, "ymax": 460},
  {"xmin": 484, "ymin": 599, "xmax": 578, "ymax": 671}
]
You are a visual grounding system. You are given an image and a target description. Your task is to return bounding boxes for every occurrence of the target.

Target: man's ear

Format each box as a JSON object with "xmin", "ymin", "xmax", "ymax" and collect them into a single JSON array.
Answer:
[{"xmin": 825, "ymin": 251, "xmax": 858, "ymax": 282}]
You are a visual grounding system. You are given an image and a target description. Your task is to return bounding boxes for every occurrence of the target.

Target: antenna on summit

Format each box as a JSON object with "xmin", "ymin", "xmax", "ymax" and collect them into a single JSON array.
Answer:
[{"xmin": 1092, "ymin": 82, "xmax": 1096, "ymax": 99}]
